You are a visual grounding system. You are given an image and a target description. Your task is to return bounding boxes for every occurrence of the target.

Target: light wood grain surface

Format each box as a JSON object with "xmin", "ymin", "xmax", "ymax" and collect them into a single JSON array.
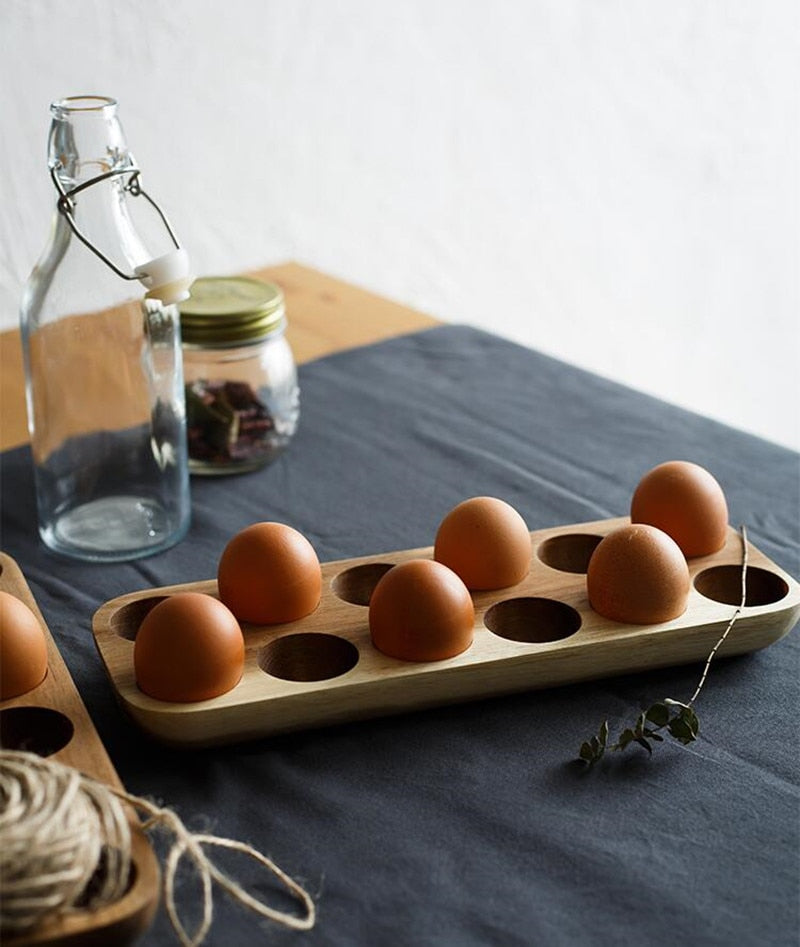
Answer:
[{"xmin": 0, "ymin": 261, "xmax": 439, "ymax": 452}]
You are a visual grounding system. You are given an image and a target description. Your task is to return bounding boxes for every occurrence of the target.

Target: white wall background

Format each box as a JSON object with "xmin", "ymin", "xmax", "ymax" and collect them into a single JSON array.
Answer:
[{"xmin": 1, "ymin": 0, "xmax": 798, "ymax": 450}]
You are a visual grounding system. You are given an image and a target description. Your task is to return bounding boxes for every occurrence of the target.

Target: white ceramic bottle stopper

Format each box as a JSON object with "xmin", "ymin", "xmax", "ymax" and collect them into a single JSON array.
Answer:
[{"xmin": 135, "ymin": 248, "xmax": 193, "ymax": 305}]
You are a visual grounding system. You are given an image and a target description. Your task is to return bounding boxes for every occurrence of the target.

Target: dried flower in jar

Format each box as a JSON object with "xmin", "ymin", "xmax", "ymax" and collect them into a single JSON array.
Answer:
[{"xmin": 186, "ymin": 380, "xmax": 276, "ymax": 466}]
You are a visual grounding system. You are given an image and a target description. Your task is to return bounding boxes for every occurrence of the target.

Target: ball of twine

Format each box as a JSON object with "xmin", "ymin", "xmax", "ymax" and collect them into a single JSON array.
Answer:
[
  {"xmin": 0, "ymin": 750, "xmax": 131, "ymax": 934},
  {"xmin": 0, "ymin": 751, "xmax": 315, "ymax": 946}
]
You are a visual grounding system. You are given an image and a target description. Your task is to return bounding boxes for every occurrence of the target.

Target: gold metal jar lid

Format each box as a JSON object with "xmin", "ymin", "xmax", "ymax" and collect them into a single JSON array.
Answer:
[{"xmin": 179, "ymin": 276, "xmax": 285, "ymax": 346}]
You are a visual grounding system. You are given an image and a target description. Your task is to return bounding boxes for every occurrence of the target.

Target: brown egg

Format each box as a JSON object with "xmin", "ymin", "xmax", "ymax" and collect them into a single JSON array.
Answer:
[
  {"xmin": 630, "ymin": 460, "xmax": 729, "ymax": 557},
  {"xmin": 587, "ymin": 524, "xmax": 691, "ymax": 624},
  {"xmin": 0, "ymin": 591, "xmax": 48, "ymax": 700},
  {"xmin": 434, "ymin": 496, "xmax": 531, "ymax": 590},
  {"xmin": 218, "ymin": 522, "xmax": 322, "ymax": 624},
  {"xmin": 369, "ymin": 559, "xmax": 475, "ymax": 661},
  {"xmin": 134, "ymin": 592, "xmax": 244, "ymax": 702}
]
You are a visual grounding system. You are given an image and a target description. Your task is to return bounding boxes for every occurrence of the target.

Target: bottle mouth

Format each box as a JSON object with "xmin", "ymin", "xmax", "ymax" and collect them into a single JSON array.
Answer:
[{"xmin": 51, "ymin": 95, "xmax": 118, "ymax": 117}]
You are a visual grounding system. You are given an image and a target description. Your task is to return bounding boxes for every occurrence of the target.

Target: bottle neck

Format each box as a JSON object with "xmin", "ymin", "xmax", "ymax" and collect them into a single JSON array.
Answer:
[
  {"xmin": 44, "ymin": 96, "xmax": 190, "ymax": 304},
  {"xmin": 48, "ymin": 96, "xmax": 132, "ymax": 186},
  {"xmin": 47, "ymin": 97, "xmax": 153, "ymax": 275}
]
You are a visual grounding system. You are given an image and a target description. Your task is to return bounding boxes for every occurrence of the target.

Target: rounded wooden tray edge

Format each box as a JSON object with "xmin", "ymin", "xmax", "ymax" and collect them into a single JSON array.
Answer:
[{"xmin": 89, "ymin": 518, "xmax": 800, "ymax": 747}]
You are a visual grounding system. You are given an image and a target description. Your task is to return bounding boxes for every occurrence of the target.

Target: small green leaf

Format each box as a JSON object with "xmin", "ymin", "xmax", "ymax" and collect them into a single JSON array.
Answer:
[
  {"xmin": 635, "ymin": 736, "xmax": 653, "ymax": 754},
  {"xmin": 599, "ymin": 720, "xmax": 609, "ymax": 749},
  {"xmin": 644, "ymin": 730, "xmax": 664, "ymax": 742},
  {"xmin": 679, "ymin": 706, "xmax": 700, "ymax": 737},
  {"xmin": 579, "ymin": 740, "xmax": 603, "ymax": 765},
  {"xmin": 668, "ymin": 716, "xmax": 698, "ymax": 745},
  {"xmin": 617, "ymin": 728, "xmax": 636, "ymax": 750},
  {"xmin": 579, "ymin": 741, "xmax": 595, "ymax": 763},
  {"xmin": 645, "ymin": 702, "xmax": 671, "ymax": 727}
]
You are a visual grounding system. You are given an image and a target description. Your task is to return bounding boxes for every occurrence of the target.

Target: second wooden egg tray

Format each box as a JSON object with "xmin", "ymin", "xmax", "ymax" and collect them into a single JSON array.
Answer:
[
  {"xmin": 0, "ymin": 552, "xmax": 159, "ymax": 947},
  {"xmin": 92, "ymin": 517, "xmax": 800, "ymax": 747}
]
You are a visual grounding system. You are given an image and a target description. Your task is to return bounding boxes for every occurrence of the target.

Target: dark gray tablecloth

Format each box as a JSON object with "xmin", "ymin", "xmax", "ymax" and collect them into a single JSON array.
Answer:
[{"xmin": 2, "ymin": 325, "xmax": 798, "ymax": 946}]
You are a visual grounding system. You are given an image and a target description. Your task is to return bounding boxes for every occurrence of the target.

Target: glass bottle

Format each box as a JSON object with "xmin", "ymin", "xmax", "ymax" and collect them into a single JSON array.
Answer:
[{"xmin": 19, "ymin": 96, "xmax": 192, "ymax": 562}]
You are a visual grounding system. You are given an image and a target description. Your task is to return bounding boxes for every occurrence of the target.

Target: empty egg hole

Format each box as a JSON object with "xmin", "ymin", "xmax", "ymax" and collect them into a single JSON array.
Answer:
[
  {"xmin": 0, "ymin": 706, "xmax": 74, "ymax": 756},
  {"xmin": 694, "ymin": 565, "xmax": 788, "ymax": 607},
  {"xmin": 485, "ymin": 597, "xmax": 582, "ymax": 643},
  {"xmin": 331, "ymin": 563, "xmax": 394, "ymax": 606},
  {"xmin": 537, "ymin": 534, "xmax": 602, "ymax": 574},
  {"xmin": 109, "ymin": 596, "xmax": 168, "ymax": 641},
  {"xmin": 259, "ymin": 633, "xmax": 359, "ymax": 682}
]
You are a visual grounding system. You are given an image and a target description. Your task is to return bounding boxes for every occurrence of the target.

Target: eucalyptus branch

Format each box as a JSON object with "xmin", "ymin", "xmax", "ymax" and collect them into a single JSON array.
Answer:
[{"xmin": 578, "ymin": 525, "xmax": 749, "ymax": 768}]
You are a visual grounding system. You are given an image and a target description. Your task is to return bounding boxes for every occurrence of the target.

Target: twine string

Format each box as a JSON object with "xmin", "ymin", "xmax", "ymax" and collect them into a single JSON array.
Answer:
[
  {"xmin": 0, "ymin": 752, "xmax": 131, "ymax": 933},
  {"xmin": 131, "ymin": 793, "xmax": 316, "ymax": 945},
  {"xmin": 0, "ymin": 751, "xmax": 315, "ymax": 945},
  {"xmin": 689, "ymin": 524, "xmax": 749, "ymax": 706}
]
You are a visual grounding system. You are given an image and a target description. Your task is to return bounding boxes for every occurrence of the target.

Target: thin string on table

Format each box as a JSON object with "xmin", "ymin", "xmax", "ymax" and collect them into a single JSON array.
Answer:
[
  {"xmin": 689, "ymin": 523, "xmax": 749, "ymax": 707},
  {"xmin": 132, "ymin": 793, "xmax": 315, "ymax": 943},
  {"xmin": 0, "ymin": 751, "xmax": 315, "ymax": 946}
]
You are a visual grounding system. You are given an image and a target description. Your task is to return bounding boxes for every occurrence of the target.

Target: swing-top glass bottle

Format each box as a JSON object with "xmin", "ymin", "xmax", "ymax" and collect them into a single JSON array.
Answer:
[{"xmin": 20, "ymin": 95, "xmax": 192, "ymax": 561}]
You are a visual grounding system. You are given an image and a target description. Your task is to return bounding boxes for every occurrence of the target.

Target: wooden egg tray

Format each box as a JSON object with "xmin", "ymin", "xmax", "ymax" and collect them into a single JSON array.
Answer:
[
  {"xmin": 92, "ymin": 517, "xmax": 800, "ymax": 748},
  {"xmin": 0, "ymin": 552, "xmax": 159, "ymax": 947}
]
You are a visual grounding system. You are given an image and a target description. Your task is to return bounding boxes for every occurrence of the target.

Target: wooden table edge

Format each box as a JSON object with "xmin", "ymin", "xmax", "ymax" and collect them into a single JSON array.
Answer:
[{"xmin": 0, "ymin": 261, "xmax": 440, "ymax": 451}]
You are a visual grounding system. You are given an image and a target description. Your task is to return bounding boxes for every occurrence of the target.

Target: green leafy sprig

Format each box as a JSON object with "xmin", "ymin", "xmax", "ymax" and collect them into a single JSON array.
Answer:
[
  {"xmin": 578, "ymin": 525, "xmax": 748, "ymax": 768},
  {"xmin": 579, "ymin": 700, "xmax": 700, "ymax": 765}
]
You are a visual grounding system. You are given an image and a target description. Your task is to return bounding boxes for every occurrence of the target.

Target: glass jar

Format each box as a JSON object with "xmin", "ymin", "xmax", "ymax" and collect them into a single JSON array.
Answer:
[{"xmin": 179, "ymin": 276, "xmax": 300, "ymax": 475}]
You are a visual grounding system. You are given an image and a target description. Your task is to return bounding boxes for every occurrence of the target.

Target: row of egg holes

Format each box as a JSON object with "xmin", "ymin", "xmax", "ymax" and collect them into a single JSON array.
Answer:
[
  {"xmin": 113, "ymin": 532, "xmax": 788, "ymax": 687},
  {"xmin": 0, "ymin": 550, "xmax": 787, "ymax": 757}
]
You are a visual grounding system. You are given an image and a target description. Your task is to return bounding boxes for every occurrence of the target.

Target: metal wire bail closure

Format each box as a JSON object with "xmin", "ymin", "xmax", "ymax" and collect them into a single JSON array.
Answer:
[{"xmin": 50, "ymin": 163, "xmax": 192, "ymax": 304}]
